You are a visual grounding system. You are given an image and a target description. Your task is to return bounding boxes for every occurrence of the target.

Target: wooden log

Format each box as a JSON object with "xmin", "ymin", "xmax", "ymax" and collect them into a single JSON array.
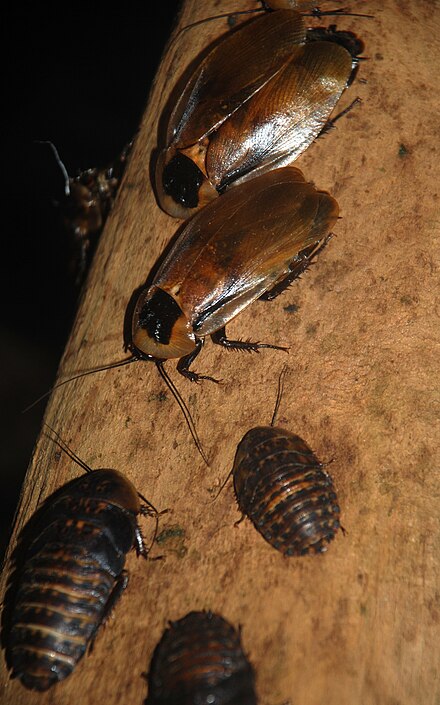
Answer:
[{"xmin": 1, "ymin": 1, "xmax": 439, "ymax": 703}]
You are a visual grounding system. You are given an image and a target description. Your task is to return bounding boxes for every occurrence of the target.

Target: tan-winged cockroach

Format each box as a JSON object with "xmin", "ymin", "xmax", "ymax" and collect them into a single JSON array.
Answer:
[
  {"xmin": 130, "ymin": 166, "xmax": 338, "ymax": 380},
  {"xmin": 231, "ymin": 365, "xmax": 341, "ymax": 556},
  {"xmin": 27, "ymin": 166, "xmax": 337, "ymax": 466},
  {"xmin": 2, "ymin": 426, "xmax": 160, "ymax": 691},
  {"xmin": 145, "ymin": 611, "xmax": 257, "ymax": 704},
  {"xmin": 155, "ymin": 1, "xmax": 369, "ymax": 218}
]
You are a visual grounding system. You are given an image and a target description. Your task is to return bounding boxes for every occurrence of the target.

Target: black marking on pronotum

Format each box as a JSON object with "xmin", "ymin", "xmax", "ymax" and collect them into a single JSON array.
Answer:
[
  {"xmin": 162, "ymin": 153, "xmax": 204, "ymax": 209},
  {"xmin": 138, "ymin": 289, "xmax": 184, "ymax": 346}
]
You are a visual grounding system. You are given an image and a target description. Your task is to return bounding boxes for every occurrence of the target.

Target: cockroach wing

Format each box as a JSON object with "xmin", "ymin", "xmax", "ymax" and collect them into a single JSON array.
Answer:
[
  {"xmin": 166, "ymin": 10, "xmax": 306, "ymax": 149},
  {"xmin": 207, "ymin": 42, "xmax": 353, "ymax": 190},
  {"xmin": 154, "ymin": 168, "xmax": 338, "ymax": 337}
]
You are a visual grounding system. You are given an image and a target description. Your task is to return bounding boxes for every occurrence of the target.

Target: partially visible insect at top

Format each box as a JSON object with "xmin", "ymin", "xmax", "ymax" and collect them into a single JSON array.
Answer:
[
  {"xmin": 3, "ymin": 426, "xmax": 159, "ymax": 692},
  {"xmin": 145, "ymin": 610, "xmax": 257, "ymax": 704},
  {"xmin": 41, "ymin": 140, "xmax": 132, "ymax": 284},
  {"xmin": 155, "ymin": 1, "xmax": 368, "ymax": 218},
  {"xmin": 232, "ymin": 366, "xmax": 342, "ymax": 556}
]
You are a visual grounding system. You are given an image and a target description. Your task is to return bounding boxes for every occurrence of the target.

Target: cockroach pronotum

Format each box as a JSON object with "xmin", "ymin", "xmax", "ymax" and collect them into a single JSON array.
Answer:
[
  {"xmin": 29, "ymin": 165, "xmax": 338, "ymax": 465},
  {"xmin": 146, "ymin": 611, "xmax": 257, "ymax": 704},
  {"xmin": 4, "ymin": 428, "xmax": 158, "ymax": 691},
  {"xmin": 232, "ymin": 366, "xmax": 341, "ymax": 555},
  {"xmin": 156, "ymin": 1, "xmax": 367, "ymax": 218}
]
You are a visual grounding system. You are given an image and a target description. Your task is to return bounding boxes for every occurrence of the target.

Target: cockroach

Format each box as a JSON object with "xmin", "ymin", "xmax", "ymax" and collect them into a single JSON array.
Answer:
[
  {"xmin": 4, "ymin": 428, "xmax": 157, "ymax": 691},
  {"xmin": 27, "ymin": 166, "xmax": 337, "ymax": 465},
  {"xmin": 41, "ymin": 140, "xmax": 132, "ymax": 284},
  {"xmin": 232, "ymin": 366, "xmax": 341, "ymax": 555},
  {"xmin": 131, "ymin": 166, "xmax": 338, "ymax": 382},
  {"xmin": 156, "ymin": 2, "xmax": 367, "ymax": 218},
  {"xmin": 146, "ymin": 611, "xmax": 257, "ymax": 704}
]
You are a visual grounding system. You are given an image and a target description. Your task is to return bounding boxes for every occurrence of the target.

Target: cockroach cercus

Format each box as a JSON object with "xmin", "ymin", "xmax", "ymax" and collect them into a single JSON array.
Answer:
[
  {"xmin": 156, "ymin": 1, "xmax": 369, "ymax": 218},
  {"xmin": 27, "ymin": 166, "xmax": 338, "ymax": 466},
  {"xmin": 146, "ymin": 611, "xmax": 257, "ymax": 704},
  {"xmin": 4, "ymin": 426, "xmax": 159, "ymax": 691},
  {"xmin": 230, "ymin": 366, "xmax": 341, "ymax": 556}
]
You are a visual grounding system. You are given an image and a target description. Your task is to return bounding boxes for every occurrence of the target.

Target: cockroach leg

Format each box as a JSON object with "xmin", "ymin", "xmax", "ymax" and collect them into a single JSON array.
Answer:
[
  {"xmin": 135, "ymin": 525, "xmax": 149, "ymax": 558},
  {"xmin": 135, "ymin": 526, "xmax": 164, "ymax": 562},
  {"xmin": 211, "ymin": 326, "xmax": 288, "ymax": 353},
  {"xmin": 318, "ymin": 97, "xmax": 361, "ymax": 137},
  {"xmin": 259, "ymin": 267, "xmax": 306, "ymax": 301},
  {"xmin": 176, "ymin": 338, "xmax": 220, "ymax": 383},
  {"xmin": 260, "ymin": 235, "xmax": 332, "ymax": 302}
]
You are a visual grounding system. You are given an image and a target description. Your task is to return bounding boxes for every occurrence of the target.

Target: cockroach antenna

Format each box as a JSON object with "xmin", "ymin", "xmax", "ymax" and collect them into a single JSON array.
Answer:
[
  {"xmin": 211, "ymin": 364, "xmax": 289, "ymax": 501},
  {"xmin": 23, "ymin": 356, "xmax": 139, "ymax": 413},
  {"xmin": 36, "ymin": 140, "xmax": 71, "ymax": 196},
  {"xmin": 271, "ymin": 363, "xmax": 288, "ymax": 427},
  {"xmin": 170, "ymin": 3, "xmax": 373, "ymax": 44},
  {"xmin": 43, "ymin": 422, "xmax": 93, "ymax": 474},
  {"xmin": 156, "ymin": 362, "xmax": 210, "ymax": 467},
  {"xmin": 25, "ymin": 354, "xmax": 209, "ymax": 466}
]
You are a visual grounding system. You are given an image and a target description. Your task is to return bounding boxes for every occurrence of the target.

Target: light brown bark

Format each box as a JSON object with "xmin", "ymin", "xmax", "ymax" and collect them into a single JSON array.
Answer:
[{"xmin": 1, "ymin": 1, "xmax": 439, "ymax": 703}]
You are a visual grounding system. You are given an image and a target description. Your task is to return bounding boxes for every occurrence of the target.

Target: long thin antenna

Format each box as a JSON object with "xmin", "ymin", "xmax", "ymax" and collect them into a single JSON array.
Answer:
[
  {"xmin": 36, "ymin": 140, "xmax": 71, "ymax": 196},
  {"xmin": 23, "ymin": 356, "xmax": 139, "ymax": 413},
  {"xmin": 172, "ymin": 9, "xmax": 261, "ymax": 44},
  {"xmin": 212, "ymin": 365, "xmax": 290, "ymax": 502},
  {"xmin": 43, "ymin": 422, "xmax": 94, "ymax": 473},
  {"xmin": 303, "ymin": 8, "xmax": 374, "ymax": 18},
  {"xmin": 156, "ymin": 362, "xmax": 210, "ymax": 467},
  {"xmin": 271, "ymin": 364, "xmax": 289, "ymax": 427},
  {"xmin": 172, "ymin": 4, "xmax": 373, "ymax": 45},
  {"xmin": 210, "ymin": 468, "xmax": 234, "ymax": 502}
]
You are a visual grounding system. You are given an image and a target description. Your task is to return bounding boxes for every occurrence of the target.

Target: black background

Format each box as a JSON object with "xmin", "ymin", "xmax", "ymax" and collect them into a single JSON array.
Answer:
[{"xmin": 1, "ymin": 3, "xmax": 181, "ymax": 558}]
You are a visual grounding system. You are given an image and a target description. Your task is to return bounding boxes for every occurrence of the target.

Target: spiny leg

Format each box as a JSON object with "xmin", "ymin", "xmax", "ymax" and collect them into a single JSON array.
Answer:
[
  {"xmin": 318, "ymin": 97, "xmax": 361, "ymax": 137},
  {"xmin": 211, "ymin": 326, "xmax": 288, "ymax": 353},
  {"xmin": 177, "ymin": 338, "xmax": 220, "ymax": 383},
  {"xmin": 260, "ymin": 235, "xmax": 332, "ymax": 302}
]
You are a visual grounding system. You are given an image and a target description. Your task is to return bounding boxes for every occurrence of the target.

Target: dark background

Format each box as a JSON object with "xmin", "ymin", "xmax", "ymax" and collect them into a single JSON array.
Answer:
[{"xmin": 1, "ymin": 3, "xmax": 181, "ymax": 559}]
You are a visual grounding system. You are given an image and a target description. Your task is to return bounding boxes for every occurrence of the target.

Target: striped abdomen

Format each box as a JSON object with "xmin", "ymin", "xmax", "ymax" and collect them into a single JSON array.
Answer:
[
  {"xmin": 147, "ymin": 611, "xmax": 257, "ymax": 704},
  {"xmin": 233, "ymin": 427, "xmax": 340, "ymax": 556},
  {"xmin": 7, "ymin": 470, "xmax": 140, "ymax": 691}
]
